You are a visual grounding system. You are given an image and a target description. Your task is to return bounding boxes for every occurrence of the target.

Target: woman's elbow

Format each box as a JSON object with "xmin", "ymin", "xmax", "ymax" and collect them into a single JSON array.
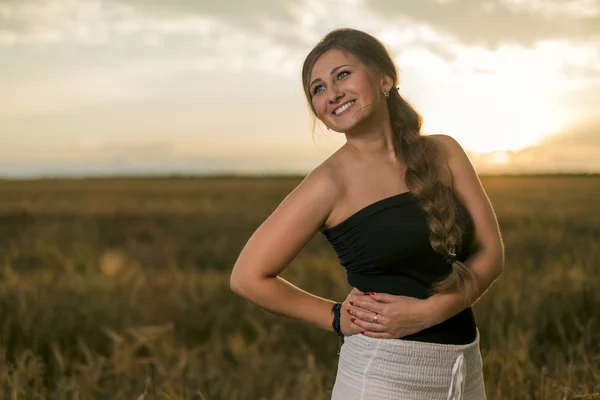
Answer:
[
  {"xmin": 229, "ymin": 271, "xmax": 249, "ymax": 296},
  {"xmin": 473, "ymin": 242, "xmax": 504, "ymax": 278},
  {"xmin": 492, "ymin": 244, "xmax": 505, "ymax": 277},
  {"xmin": 230, "ymin": 269, "xmax": 265, "ymax": 298},
  {"xmin": 229, "ymin": 274, "xmax": 242, "ymax": 295},
  {"xmin": 230, "ymin": 259, "xmax": 251, "ymax": 295}
]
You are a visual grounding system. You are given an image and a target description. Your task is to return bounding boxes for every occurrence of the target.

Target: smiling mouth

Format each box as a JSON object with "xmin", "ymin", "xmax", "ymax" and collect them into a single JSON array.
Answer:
[{"xmin": 333, "ymin": 100, "xmax": 355, "ymax": 116}]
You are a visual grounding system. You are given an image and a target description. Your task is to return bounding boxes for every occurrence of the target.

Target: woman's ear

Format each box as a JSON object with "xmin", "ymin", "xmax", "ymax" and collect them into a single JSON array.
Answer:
[{"xmin": 380, "ymin": 75, "xmax": 394, "ymax": 94}]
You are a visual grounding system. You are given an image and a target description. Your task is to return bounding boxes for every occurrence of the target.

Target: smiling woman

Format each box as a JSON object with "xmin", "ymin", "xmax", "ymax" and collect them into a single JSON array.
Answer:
[{"xmin": 230, "ymin": 27, "xmax": 503, "ymax": 400}]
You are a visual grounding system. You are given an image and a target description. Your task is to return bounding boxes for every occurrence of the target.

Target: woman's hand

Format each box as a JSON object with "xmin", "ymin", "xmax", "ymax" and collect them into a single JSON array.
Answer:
[
  {"xmin": 339, "ymin": 288, "xmax": 372, "ymax": 336},
  {"xmin": 346, "ymin": 290, "xmax": 434, "ymax": 339}
]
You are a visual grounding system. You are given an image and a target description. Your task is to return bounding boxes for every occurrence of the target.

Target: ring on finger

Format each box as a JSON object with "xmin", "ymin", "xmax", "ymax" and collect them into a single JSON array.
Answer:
[{"xmin": 373, "ymin": 313, "xmax": 378, "ymax": 323}]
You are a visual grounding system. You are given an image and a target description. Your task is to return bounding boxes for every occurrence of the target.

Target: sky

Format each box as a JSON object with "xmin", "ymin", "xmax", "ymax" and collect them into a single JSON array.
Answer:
[{"xmin": 1, "ymin": 0, "xmax": 599, "ymax": 178}]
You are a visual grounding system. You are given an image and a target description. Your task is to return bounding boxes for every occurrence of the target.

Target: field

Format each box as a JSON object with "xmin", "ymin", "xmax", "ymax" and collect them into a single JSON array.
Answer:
[{"xmin": 0, "ymin": 175, "xmax": 598, "ymax": 399}]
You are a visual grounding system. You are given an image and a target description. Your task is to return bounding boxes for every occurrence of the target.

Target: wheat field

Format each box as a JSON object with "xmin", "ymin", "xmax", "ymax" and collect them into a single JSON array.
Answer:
[{"xmin": 0, "ymin": 175, "xmax": 598, "ymax": 399}]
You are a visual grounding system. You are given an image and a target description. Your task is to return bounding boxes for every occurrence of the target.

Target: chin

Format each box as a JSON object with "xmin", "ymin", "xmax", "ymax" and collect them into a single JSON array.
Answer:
[
  {"xmin": 332, "ymin": 118, "xmax": 364, "ymax": 133},
  {"xmin": 327, "ymin": 116, "xmax": 361, "ymax": 132}
]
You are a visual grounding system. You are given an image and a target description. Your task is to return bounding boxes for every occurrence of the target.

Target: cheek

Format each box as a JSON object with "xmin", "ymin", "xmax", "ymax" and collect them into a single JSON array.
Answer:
[
  {"xmin": 312, "ymin": 98, "xmax": 328, "ymax": 119},
  {"xmin": 358, "ymin": 83, "xmax": 374, "ymax": 98}
]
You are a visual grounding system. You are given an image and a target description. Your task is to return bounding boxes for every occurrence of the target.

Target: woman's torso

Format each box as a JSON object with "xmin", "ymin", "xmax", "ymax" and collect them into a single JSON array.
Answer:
[{"xmin": 319, "ymin": 145, "xmax": 477, "ymax": 345}]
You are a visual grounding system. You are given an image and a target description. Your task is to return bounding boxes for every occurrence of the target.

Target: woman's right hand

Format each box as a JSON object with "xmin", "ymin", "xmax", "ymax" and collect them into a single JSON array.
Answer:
[{"xmin": 339, "ymin": 287, "xmax": 371, "ymax": 336}]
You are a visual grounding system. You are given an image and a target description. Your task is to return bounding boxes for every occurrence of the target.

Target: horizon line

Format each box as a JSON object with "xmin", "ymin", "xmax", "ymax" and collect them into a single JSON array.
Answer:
[{"xmin": 1, "ymin": 171, "xmax": 599, "ymax": 182}]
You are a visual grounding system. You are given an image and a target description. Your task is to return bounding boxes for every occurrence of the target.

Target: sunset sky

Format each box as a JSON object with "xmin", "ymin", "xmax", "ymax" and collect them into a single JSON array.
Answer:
[{"xmin": 1, "ymin": 0, "xmax": 599, "ymax": 177}]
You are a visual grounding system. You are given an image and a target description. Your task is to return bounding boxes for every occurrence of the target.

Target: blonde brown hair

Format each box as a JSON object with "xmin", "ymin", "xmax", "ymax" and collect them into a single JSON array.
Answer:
[{"xmin": 302, "ymin": 28, "xmax": 477, "ymax": 299}]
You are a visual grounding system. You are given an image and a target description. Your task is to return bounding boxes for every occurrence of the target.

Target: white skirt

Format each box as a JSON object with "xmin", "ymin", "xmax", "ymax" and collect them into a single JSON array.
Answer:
[{"xmin": 331, "ymin": 330, "xmax": 486, "ymax": 400}]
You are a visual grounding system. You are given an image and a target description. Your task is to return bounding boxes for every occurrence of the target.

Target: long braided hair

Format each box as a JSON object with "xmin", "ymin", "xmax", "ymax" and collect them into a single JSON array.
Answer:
[{"xmin": 302, "ymin": 28, "xmax": 477, "ymax": 298}]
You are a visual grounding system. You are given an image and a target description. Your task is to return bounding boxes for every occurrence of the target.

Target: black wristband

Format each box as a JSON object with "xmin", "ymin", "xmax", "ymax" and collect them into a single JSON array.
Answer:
[{"xmin": 331, "ymin": 302, "xmax": 345, "ymax": 346}]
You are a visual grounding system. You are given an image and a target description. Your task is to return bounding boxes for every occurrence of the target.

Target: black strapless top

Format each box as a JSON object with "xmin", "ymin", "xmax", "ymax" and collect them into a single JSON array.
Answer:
[{"xmin": 321, "ymin": 191, "xmax": 477, "ymax": 345}]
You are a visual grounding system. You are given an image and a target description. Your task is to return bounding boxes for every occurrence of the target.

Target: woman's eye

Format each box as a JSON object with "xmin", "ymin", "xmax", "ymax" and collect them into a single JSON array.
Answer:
[
  {"xmin": 338, "ymin": 71, "xmax": 350, "ymax": 79},
  {"xmin": 312, "ymin": 85, "xmax": 323, "ymax": 95}
]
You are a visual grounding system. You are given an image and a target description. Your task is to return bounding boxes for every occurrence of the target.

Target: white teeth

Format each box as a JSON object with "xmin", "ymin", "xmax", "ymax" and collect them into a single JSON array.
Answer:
[{"xmin": 334, "ymin": 101, "xmax": 354, "ymax": 115}]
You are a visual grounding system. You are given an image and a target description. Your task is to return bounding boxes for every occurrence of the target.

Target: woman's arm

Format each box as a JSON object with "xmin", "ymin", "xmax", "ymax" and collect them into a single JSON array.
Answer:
[
  {"xmin": 423, "ymin": 134, "xmax": 505, "ymax": 326},
  {"xmin": 229, "ymin": 165, "xmax": 341, "ymax": 332}
]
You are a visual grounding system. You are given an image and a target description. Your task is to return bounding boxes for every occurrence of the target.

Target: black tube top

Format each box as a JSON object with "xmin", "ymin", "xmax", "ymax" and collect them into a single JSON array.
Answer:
[{"xmin": 321, "ymin": 191, "xmax": 477, "ymax": 345}]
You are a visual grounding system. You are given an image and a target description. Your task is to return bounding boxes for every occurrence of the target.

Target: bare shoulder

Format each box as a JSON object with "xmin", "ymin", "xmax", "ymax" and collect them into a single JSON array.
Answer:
[
  {"xmin": 427, "ymin": 134, "xmax": 473, "ymax": 187},
  {"xmin": 289, "ymin": 160, "xmax": 341, "ymax": 219},
  {"xmin": 424, "ymin": 134, "xmax": 458, "ymax": 187},
  {"xmin": 428, "ymin": 134, "xmax": 466, "ymax": 163}
]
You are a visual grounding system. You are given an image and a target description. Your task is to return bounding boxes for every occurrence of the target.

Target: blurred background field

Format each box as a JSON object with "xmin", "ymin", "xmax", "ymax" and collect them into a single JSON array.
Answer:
[{"xmin": 0, "ymin": 175, "xmax": 598, "ymax": 399}]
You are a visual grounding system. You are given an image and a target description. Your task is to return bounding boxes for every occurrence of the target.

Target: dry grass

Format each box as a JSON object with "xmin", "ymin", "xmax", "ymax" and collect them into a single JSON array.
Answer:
[{"xmin": 0, "ymin": 175, "xmax": 598, "ymax": 399}]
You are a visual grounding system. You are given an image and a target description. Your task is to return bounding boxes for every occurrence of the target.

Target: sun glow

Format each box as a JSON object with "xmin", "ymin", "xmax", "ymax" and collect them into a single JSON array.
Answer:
[
  {"xmin": 419, "ymin": 74, "xmax": 565, "ymax": 153},
  {"xmin": 492, "ymin": 151, "xmax": 510, "ymax": 164},
  {"xmin": 397, "ymin": 41, "xmax": 573, "ymax": 155}
]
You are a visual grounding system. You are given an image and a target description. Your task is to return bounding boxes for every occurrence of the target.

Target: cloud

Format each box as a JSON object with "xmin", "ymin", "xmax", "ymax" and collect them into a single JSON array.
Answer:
[
  {"xmin": 366, "ymin": 0, "xmax": 600, "ymax": 48},
  {"xmin": 0, "ymin": 0, "xmax": 309, "ymax": 49},
  {"xmin": 6, "ymin": 0, "xmax": 597, "ymax": 81},
  {"xmin": 0, "ymin": 0, "xmax": 312, "ymax": 83},
  {"xmin": 106, "ymin": 0, "xmax": 300, "ymax": 25},
  {"xmin": 0, "ymin": 0, "xmax": 114, "ymax": 45},
  {"xmin": 4, "ymin": 0, "xmax": 600, "ymax": 54},
  {"xmin": 0, "ymin": 0, "xmax": 234, "ymax": 46}
]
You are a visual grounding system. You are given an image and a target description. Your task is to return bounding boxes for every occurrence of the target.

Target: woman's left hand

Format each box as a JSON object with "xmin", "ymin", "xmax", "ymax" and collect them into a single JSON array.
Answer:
[{"xmin": 347, "ymin": 290, "xmax": 434, "ymax": 339}]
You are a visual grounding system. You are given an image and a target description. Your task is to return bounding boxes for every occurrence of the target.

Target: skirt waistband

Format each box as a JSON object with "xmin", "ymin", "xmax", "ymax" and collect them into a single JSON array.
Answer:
[{"xmin": 343, "ymin": 329, "xmax": 480, "ymax": 359}]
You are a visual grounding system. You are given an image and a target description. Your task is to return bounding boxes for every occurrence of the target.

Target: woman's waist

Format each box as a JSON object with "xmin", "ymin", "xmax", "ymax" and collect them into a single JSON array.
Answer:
[
  {"xmin": 347, "ymin": 271, "xmax": 434, "ymax": 299},
  {"xmin": 400, "ymin": 308, "xmax": 477, "ymax": 345}
]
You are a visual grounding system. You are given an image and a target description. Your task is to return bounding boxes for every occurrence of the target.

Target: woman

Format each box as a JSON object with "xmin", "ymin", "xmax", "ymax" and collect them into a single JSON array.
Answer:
[{"xmin": 230, "ymin": 28, "xmax": 504, "ymax": 399}]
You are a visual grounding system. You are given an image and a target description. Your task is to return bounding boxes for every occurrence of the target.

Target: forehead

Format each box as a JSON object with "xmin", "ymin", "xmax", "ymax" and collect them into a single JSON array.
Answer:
[{"xmin": 309, "ymin": 49, "xmax": 360, "ymax": 81}]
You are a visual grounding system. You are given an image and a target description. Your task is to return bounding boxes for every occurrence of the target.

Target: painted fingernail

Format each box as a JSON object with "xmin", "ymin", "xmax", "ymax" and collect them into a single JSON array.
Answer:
[
  {"xmin": 368, "ymin": 292, "xmax": 375, "ymax": 296},
  {"xmin": 361, "ymin": 331, "xmax": 365, "ymax": 335},
  {"xmin": 351, "ymin": 318, "xmax": 356, "ymax": 322},
  {"xmin": 349, "ymin": 301, "xmax": 354, "ymax": 306},
  {"xmin": 346, "ymin": 309, "xmax": 351, "ymax": 313}
]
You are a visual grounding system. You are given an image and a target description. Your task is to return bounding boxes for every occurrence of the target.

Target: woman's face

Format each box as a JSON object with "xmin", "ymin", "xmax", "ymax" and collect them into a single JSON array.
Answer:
[{"xmin": 308, "ymin": 49, "xmax": 383, "ymax": 133}]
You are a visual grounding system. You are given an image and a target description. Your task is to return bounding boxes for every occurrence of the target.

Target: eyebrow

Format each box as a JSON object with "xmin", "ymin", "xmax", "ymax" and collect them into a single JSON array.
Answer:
[{"xmin": 309, "ymin": 64, "xmax": 352, "ymax": 89}]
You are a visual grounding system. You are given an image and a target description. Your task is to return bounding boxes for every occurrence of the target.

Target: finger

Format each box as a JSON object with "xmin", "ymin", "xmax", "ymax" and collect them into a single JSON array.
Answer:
[
  {"xmin": 368, "ymin": 292, "xmax": 398, "ymax": 303},
  {"xmin": 351, "ymin": 287, "xmax": 366, "ymax": 295},
  {"xmin": 348, "ymin": 294, "xmax": 374, "ymax": 306},
  {"xmin": 360, "ymin": 330, "xmax": 395, "ymax": 339},
  {"xmin": 349, "ymin": 290, "xmax": 370, "ymax": 300},
  {"xmin": 351, "ymin": 317, "xmax": 386, "ymax": 332},
  {"xmin": 351, "ymin": 299, "xmax": 385, "ymax": 314},
  {"xmin": 348, "ymin": 307, "xmax": 385, "ymax": 327}
]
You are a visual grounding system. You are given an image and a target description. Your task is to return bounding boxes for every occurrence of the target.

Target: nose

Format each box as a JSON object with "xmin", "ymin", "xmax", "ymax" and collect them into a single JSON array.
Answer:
[{"xmin": 327, "ymin": 85, "xmax": 344, "ymax": 104}]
